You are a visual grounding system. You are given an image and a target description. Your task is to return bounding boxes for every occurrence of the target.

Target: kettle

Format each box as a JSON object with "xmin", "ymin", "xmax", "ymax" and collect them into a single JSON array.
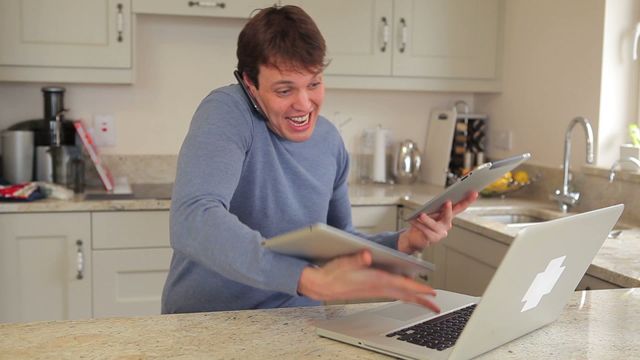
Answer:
[{"xmin": 393, "ymin": 140, "xmax": 422, "ymax": 184}]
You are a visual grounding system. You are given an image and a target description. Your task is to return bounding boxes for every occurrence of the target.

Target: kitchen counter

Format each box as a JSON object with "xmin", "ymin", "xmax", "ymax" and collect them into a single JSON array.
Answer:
[
  {"xmin": 1, "ymin": 288, "xmax": 638, "ymax": 359},
  {"xmin": 0, "ymin": 182, "xmax": 638, "ymax": 287}
]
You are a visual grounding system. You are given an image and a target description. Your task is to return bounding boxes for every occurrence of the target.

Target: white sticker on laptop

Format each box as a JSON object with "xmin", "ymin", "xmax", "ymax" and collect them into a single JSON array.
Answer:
[{"xmin": 521, "ymin": 256, "xmax": 567, "ymax": 312}]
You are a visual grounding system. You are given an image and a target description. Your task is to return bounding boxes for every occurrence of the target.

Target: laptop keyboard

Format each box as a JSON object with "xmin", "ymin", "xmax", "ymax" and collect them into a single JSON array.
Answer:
[{"xmin": 385, "ymin": 304, "xmax": 477, "ymax": 351}]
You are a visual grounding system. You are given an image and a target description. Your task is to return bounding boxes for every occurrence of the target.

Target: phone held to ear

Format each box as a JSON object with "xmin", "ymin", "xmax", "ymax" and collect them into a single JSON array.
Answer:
[{"xmin": 233, "ymin": 70, "xmax": 267, "ymax": 120}]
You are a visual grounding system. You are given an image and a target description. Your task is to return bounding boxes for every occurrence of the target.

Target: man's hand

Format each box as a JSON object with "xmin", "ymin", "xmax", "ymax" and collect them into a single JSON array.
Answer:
[
  {"xmin": 397, "ymin": 192, "xmax": 478, "ymax": 254},
  {"xmin": 297, "ymin": 250, "xmax": 440, "ymax": 313}
]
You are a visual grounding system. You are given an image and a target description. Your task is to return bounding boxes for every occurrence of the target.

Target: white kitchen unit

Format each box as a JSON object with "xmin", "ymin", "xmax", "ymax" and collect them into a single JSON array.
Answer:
[
  {"xmin": 91, "ymin": 211, "xmax": 171, "ymax": 318},
  {"xmin": 0, "ymin": 213, "xmax": 92, "ymax": 323},
  {"xmin": 0, "ymin": 0, "xmax": 133, "ymax": 83},
  {"xmin": 351, "ymin": 205, "xmax": 398, "ymax": 233},
  {"xmin": 291, "ymin": 0, "xmax": 502, "ymax": 92},
  {"xmin": 133, "ymin": 0, "xmax": 273, "ymax": 18}
]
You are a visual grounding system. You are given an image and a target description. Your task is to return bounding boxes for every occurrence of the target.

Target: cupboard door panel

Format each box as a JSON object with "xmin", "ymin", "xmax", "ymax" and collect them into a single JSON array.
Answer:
[
  {"xmin": 0, "ymin": 0, "xmax": 131, "ymax": 68},
  {"xmin": 0, "ymin": 213, "xmax": 92, "ymax": 322},
  {"xmin": 93, "ymin": 248, "xmax": 172, "ymax": 318},
  {"xmin": 393, "ymin": 0, "xmax": 499, "ymax": 79},
  {"xmin": 290, "ymin": 0, "xmax": 393, "ymax": 76}
]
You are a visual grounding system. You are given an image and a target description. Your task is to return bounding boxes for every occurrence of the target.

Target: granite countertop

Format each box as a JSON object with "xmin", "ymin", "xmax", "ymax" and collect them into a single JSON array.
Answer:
[
  {"xmin": 0, "ymin": 182, "xmax": 638, "ymax": 287},
  {"xmin": 1, "ymin": 288, "xmax": 638, "ymax": 359}
]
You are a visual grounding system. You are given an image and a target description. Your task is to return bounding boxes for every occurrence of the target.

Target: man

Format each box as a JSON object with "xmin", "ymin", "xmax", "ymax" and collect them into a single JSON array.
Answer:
[{"xmin": 162, "ymin": 5, "xmax": 477, "ymax": 314}]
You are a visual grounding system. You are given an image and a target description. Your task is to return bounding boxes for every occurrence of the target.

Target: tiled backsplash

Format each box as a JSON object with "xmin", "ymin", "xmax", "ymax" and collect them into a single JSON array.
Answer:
[
  {"xmin": 510, "ymin": 163, "xmax": 640, "ymax": 225},
  {"xmin": 94, "ymin": 155, "xmax": 640, "ymax": 225}
]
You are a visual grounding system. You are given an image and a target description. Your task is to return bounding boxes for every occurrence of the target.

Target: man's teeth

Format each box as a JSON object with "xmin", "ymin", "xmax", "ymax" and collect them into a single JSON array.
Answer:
[{"xmin": 288, "ymin": 114, "xmax": 310, "ymax": 126}]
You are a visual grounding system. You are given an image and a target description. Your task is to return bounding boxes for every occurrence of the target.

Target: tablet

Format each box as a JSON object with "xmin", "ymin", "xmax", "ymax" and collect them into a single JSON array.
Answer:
[
  {"xmin": 404, "ymin": 152, "xmax": 531, "ymax": 221},
  {"xmin": 261, "ymin": 223, "xmax": 435, "ymax": 277}
]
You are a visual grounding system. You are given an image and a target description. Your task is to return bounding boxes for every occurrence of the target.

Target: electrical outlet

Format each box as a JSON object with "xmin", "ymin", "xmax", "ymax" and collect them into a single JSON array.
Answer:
[
  {"xmin": 93, "ymin": 114, "xmax": 116, "ymax": 147},
  {"xmin": 493, "ymin": 130, "xmax": 513, "ymax": 151}
]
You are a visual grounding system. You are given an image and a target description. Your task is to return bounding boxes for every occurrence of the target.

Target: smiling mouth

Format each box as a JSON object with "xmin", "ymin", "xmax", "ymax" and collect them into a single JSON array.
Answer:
[{"xmin": 287, "ymin": 113, "xmax": 311, "ymax": 128}]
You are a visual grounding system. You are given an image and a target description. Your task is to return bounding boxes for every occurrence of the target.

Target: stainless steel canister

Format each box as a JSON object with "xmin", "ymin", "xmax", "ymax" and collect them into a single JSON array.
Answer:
[
  {"xmin": 1, "ymin": 130, "xmax": 34, "ymax": 184},
  {"xmin": 393, "ymin": 139, "xmax": 422, "ymax": 184}
]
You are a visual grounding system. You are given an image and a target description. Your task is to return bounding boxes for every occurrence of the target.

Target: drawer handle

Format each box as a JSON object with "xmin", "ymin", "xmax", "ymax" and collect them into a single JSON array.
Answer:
[
  {"xmin": 116, "ymin": 3, "xmax": 124, "ymax": 43},
  {"xmin": 76, "ymin": 239, "xmax": 84, "ymax": 280},
  {"xmin": 188, "ymin": 1, "xmax": 226, "ymax": 9},
  {"xmin": 380, "ymin": 16, "xmax": 389, "ymax": 52},
  {"xmin": 398, "ymin": 17, "xmax": 407, "ymax": 53}
]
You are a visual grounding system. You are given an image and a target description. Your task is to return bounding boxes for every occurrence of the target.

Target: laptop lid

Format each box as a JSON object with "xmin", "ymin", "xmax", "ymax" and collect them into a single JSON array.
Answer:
[{"xmin": 449, "ymin": 204, "xmax": 624, "ymax": 359}]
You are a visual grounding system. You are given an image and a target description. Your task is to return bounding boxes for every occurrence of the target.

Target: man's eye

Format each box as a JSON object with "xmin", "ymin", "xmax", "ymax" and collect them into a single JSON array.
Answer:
[
  {"xmin": 276, "ymin": 89, "xmax": 291, "ymax": 96},
  {"xmin": 309, "ymin": 82, "xmax": 321, "ymax": 89}
]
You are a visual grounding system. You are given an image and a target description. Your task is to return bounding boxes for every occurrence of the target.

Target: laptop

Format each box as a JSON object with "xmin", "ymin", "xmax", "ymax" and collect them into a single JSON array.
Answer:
[{"xmin": 315, "ymin": 204, "xmax": 624, "ymax": 360}]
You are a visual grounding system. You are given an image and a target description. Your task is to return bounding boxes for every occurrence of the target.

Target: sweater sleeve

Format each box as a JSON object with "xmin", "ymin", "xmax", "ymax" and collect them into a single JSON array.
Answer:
[
  {"xmin": 169, "ymin": 91, "xmax": 309, "ymax": 296},
  {"xmin": 326, "ymin": 136, "xmax": 401, "ymax": 249}
]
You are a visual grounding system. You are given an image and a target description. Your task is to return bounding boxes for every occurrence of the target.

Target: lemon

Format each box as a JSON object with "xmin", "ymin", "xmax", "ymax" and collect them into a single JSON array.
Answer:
[
  {"xmin": 513, "ymin": 170, "xmax": 530, "ymax": 184},
  {"xmin": 484, "ymin": 177, "xmax": 510, "ymax": 192}
]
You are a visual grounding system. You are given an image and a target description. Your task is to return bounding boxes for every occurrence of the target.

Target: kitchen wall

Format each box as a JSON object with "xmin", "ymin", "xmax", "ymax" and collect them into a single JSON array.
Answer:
[
  {"xmin": 476, "ymin": 0, "xmax": 640, "ymax": 169},
  {"xmin": 0, "ymin": 14, "xmax": 472, "ymax": 166}
]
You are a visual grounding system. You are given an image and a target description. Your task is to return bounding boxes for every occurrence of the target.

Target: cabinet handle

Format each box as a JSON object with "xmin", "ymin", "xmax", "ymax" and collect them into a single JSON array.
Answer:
[
  {"xmin": 634, "ymin": 23, "xmax": 640, "ymax": 60},
  {"xmin": 76, "ymin": 239, "xmax": 84, "ymax": 280},
  {"xmin": 380, "ymin": 17, "xmax": 389, "ymax": 52},
  {"xmin": 398, "ymin": 18, "xmax": 407, "ymax": 53},
  {"xmin": 188, "ymin": 1, "xmax": 226, "ymax": 9},
  {"xmin": 116, "ymin": 3, "xmax": 124, "ymax": 43}
]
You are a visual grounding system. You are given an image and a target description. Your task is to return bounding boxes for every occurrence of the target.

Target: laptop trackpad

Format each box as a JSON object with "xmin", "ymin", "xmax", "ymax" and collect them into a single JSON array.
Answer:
[{"xmin": 373, "ymin": 303, "xmax": 434, "ymax": 322}]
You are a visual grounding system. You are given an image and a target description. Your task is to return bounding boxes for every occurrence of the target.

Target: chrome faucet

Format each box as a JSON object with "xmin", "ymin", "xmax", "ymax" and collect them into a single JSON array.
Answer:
[
  {"xmin": 552, "ymin": 116, "xmax": 594, "ymax": 212},
  {"xmin": 609, "ymin": 157, "xmax": 640, "ymax": 182}
]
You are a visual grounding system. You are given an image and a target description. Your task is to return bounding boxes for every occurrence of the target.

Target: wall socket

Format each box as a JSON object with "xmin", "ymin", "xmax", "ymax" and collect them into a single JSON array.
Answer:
[
  {"xmin": 93, "ymin": 114, "xmax": 116, "ymax": 147},
  {"xmin": 493, "ymin": 129, "xmax": 513, "ymax": 151}
]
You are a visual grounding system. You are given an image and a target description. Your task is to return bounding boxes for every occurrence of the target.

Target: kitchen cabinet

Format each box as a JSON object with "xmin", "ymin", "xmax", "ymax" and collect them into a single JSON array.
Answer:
[
  {"xmin": 436, "ymin": 225, "xmax": 508, "ymax": 296},
  {"xmin": 133, "ymin": 0, "xmax": 273, "ymax": 18},
  {"xmin": 0, "ymin": 213, "xmax": 92, "ymax": 323},
  {"xmin": 91, "ymin": 211, "xmax": 171, "ymax": 318},
  {"xmin": 291, "ymin": 0, "xmax": 502, "ymax": 92},
  {"xmin": 351, "ymin": 205, "xmax": 398, "ymax": 233},
  {"xmin": 0, "ymin": 210, "xmax": 171, "ymax": 322},
  {"xmin": 0, "ymin": 0, "xmax": 133, "ymax": 84}
]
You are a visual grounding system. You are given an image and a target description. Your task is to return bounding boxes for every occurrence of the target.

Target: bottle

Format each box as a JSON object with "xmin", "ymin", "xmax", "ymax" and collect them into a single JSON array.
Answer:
[{"xmin": 67, "ymin": 157, "xmax": 85, "ymax": 193}]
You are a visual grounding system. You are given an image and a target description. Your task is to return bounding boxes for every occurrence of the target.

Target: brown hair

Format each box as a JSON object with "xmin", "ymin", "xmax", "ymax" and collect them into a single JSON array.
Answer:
[{"xmin": 237, "ymin": 5, "xmax": 327, "ymax": 88}]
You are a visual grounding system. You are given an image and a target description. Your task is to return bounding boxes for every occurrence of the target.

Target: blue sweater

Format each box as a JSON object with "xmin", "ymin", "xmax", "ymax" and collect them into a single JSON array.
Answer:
[{"xmin": 162, "ymin": 84, "xmax": 399, "ymax": 313}]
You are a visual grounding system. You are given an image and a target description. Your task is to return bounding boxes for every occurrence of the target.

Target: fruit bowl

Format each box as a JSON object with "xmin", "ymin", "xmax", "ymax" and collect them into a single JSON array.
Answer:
[
  {"xmin": 480, "ymin": 170, "xmax": 532, "ymax": 198},
  {"xmin": 479, "ymin": 181, "xmax": 530, "ymax": 197}
]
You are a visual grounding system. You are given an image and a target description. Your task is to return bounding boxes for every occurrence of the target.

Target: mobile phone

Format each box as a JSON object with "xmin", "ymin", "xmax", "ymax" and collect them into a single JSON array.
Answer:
[{"xmin": 233, "ymin": 70, "xmax": 267, "ymax": 120}]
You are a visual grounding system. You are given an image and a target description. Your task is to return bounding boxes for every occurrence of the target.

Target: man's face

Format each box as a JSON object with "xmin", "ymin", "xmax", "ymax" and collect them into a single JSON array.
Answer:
[{"xmin": 245, "ymin": 65, "xmax": 324, "ymax": 142}]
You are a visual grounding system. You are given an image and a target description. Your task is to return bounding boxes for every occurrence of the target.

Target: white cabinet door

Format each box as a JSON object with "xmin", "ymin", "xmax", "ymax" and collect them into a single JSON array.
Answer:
[
  {"xmin": 133, "ymin": 0, "xmax": 273, "ymax": 18},
  {"xmin": 290, "ymin": 0, "xmax": 393, "ymax": 76},
  {"xmin": 429, "ymin": 225, "xmax": 508, "ymax": 296},
  {"xmin": 351, "ymin": 205, "xmax": 398, "ymax": 233},
  {"xmin": 0, "ymin": 0, "xmax": 132, "ymax": 83},
  {"xmin": 91, "ymin": 210, "xmax": 171, "ymax": 317},
  {"xmin": 393, "ymin": 0, "xmax": 499, "ymax": 79},
  {"xmin": 93, "ymin": 248, "xmax": 172, "ymax": 318},
  {"xmin": 0, "ymin": 213, "xmax": 92, "ymax": 323},
  {"xmin": 0, "ymin": 0, "xmax": 131, "ymax": 68}
]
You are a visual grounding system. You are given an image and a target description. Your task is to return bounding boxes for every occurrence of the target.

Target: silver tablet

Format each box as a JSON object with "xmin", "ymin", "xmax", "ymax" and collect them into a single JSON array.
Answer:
[
  {"xmin": 404, "ymin": 152, "xmax": 531, "ymax": 221},
  {"xmin": 261, "ymin": 223, "xmax": 435, "ymax": 277}
]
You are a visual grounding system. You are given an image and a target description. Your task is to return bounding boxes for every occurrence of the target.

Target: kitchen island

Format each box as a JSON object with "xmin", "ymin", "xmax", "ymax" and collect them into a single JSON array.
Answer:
[{"xmin": 0, "ymin": 288, "xmax": 638, "ymax": 359}]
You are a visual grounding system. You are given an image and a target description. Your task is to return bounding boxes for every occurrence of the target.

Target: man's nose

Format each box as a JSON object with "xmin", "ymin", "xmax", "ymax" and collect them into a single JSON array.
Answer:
[{"xmin": 293, "ymin": 90, "xmax": 312, "ymax": 111}]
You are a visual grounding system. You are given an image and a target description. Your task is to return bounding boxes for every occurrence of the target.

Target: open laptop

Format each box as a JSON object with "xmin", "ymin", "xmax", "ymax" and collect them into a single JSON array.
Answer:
[{"xmin": 315, "ymin": 204, "xmax": 624, "ymax": 360}]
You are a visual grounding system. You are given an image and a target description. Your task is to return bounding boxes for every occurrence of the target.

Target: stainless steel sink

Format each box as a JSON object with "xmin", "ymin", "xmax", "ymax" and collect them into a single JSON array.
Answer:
[
  {"xmin": 476, "ymin": 214, "xmax": 549, "ymax": 225},
  {"xmin": 468, "ymin": 206, "xmax": 629, "ymax": 236}
]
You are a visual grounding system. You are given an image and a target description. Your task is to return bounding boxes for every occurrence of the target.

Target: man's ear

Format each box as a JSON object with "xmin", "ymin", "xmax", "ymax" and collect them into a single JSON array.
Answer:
[{"xmin": 242, "ymin": 72, "xmax": 258, "ymax": 94}]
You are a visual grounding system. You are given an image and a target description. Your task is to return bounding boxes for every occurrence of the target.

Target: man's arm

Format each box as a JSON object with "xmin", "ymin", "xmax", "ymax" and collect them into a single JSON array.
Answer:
[{"xmin": 170, "ymin": 91, "xmax": 309, "ymax": 296}]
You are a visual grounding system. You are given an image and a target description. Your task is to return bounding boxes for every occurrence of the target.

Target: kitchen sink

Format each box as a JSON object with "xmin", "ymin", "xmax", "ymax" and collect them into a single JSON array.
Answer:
[
  {"xmin": 468, "ymin": 206, "xmax": 629, "ymax": 236},
  {"xmin": 476, "ymin": 214, "xmax": 549, "ymax": 225}
]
